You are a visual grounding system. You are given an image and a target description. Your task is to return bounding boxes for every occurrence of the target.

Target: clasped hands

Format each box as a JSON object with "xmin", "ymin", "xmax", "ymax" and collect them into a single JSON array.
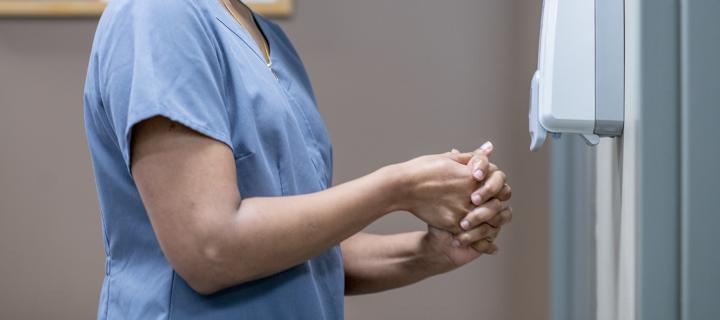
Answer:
[{"xmin": 396, "ymin": 142, "xmax": 513, "ymax": 270}]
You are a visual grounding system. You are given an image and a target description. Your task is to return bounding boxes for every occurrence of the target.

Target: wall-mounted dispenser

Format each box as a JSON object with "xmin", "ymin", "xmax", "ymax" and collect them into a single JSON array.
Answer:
[{"xmin": 529, "ymin": 0, "xmax": 625, "ymax": 151}]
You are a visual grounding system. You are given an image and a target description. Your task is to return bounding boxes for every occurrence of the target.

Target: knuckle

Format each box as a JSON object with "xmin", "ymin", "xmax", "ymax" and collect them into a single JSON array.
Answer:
[
  {"xmin": 472, "ymin": 239, "xmax": 491, "ymax": 252},
  {"xmin": 502, "ymin": 209, "xmax": 513, "ymax": 223},
  {"xmin": 499, "ymin": 171, "xmax": 507, "ymax": 181},
  {"xmin": 448, "ymin": 225, "xmax": 464, "ymax": 235},
  {"xmin": 463, "ymin": 201, "xmax": 475, "ymax": 212},
  {"xmin": 466, "ymin": 210, "xmax": 479, "ymax": 224},
  {"xmin": 485, "ymin": 225, "xmax": 499, "ymax": 238},
  {"xmin": 467, "ymin": 207, "xmax": 483, "ymax": 221},
  {"xmin": 434, "ymin": 158, "xmax": 450, "ymax": 168},
  {"xmin": 488, "ymin": 214, "xmax": 503, "ymax": 227},
  {"xmin": 443, "ymin": 215, "xmax": 460, "ymax": 230},
  {"xmin": 493, "ymin": 174, "xmax": 506, "ymax": 187},
  {"xmin": 497, "ymin": 191, "xmax": 510, "ymax": 202},
  {"xmin": 480, "ymin": 185, "xmax": 495, "ymax": 198},
  {"xmin": 480, "ymin": 207, "xmax": 495, "ymax": 222},
  {"xmin": 477, "ymin": 187, "xmax": 489, "ymax": 199},
  {"xmin": 480, "ymin": 224, "xmax": 491, "ymax": 234},
  {"xmin": 443, "ymin": 216, "xmax": 456, "ymax": 228}
]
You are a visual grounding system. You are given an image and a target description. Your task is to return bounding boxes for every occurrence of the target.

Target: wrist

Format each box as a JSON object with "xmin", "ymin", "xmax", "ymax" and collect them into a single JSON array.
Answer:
[
  {"xmin": 375, "ymin": 162, "xmax": 414, "ymax": 213},
  {"xmin": 415, "ymin": 231, "xmax": 457, "ymax": 275}
]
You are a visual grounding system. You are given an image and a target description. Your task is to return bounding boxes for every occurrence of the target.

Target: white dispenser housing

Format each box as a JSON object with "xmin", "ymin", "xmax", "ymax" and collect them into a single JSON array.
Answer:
[{"xmin": 529, "ymin": 0, "xmax": 625, "ymax": 151}]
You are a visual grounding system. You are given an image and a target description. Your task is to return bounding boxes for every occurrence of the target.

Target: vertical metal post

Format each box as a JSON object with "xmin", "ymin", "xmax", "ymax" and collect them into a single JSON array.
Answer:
[
  {"xmin": 634, "ymin": 0, "xmax": 682, "ymax": 319},
  {"xmin": 550, "ymin": 135, "xmax": 596, "ymax": 320},
  {"xmin": 680, "ymin": 1, "xmax": 720, "ymax": 318}
]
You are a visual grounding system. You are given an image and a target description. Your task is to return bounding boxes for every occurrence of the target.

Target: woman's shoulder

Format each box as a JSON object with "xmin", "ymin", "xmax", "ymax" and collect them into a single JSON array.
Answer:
[
  {"xmin": 90, "ymin": 0, "xmax": 225, "ymax": 76},
  {"xmin": 92, "ymin": 0, "xmax": 225, "ymax": 55},
  {"xmin": 100, "ymin": 0, "xmax": 217, "ymax": 29}
]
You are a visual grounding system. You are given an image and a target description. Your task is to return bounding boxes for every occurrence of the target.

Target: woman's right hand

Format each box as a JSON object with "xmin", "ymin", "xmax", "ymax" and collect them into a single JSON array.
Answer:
[{"xmin": 396, "ymin": 151, "xmax": 489, "ymax": 234}]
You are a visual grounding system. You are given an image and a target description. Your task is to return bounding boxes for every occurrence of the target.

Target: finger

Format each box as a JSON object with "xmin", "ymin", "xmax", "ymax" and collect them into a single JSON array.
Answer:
[
  {"xmin": 496, "ymin": 184, "xmax": 513, "ymax": 202},
  {"xmin": 488, "ymin": 163, "xmax": 499, "ymax": 172},
  {"xmin": 445, "ymin": 142, "xmax": 493, "ymax": 168},
  {"xmin": 487, "ymin": 244, "xmax": 499, "ymax": 255},
  {"xmin": 471, "ymin": 170, "xmax": 507, "ymax": 205},
  {"xmin": 443, "ymin": 151, "xmax": 475, "ymax": 164},
  {"xmin": 471, "ymin": 239, "xmax": 497, "ymax": 254},
  {"xmin": 468, "ymin": 153, "xmax": 490, "ymax": 182},
  {"xmin": 485, "ymin": 210, "xmax": 503, "ymax": 228},
  {"xmin": 455, "ymin": 224, "xmax": 499, "ymax": 247},
  {"xmin": 484, "ymin": 207, "xmax": 512, "ymax": 230},
  {"xmin": 479, "ymin": 141, "xmax": 494, "ymax": 156},
  {"xmin": 460, "ymin": 199, "xmax": 504, "ymax": 230},
  {"xmin": 468, "ymin": 142, "xmax": 493, "ymax": 178},
  {"xmin": 470, "ymin": 164, "xmax": 500, "ymax": 205},
  {"xmin": 500, "ymin": 207, "xmax": 513, "ymax": 225}
]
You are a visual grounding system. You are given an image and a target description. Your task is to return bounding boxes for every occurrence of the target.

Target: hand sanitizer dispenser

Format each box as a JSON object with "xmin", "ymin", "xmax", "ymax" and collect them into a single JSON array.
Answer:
[{"xmin": 529, "ymin": 0, "xmax": 625, "ymax": 151}]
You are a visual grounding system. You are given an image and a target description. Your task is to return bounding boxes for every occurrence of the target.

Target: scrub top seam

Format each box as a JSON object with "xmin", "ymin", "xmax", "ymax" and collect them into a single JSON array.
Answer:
[
  {"xmin": 167, "ymin": 271, "xmax": 176, "ymax": 320},
  {"xmin": 271, "ymin": 73, "xmax": 327, "ymax": 187}
]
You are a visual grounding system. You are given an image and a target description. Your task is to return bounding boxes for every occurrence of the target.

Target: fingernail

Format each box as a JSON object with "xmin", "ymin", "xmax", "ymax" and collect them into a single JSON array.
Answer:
[
  {"xmin": 480, "ymin": 141, "xmax": 493, "ymax": 154},
  {"xmin": 451, "ymin": 148, "xmax": 460, "ymax": 154},
  {"xmin": 460, "ymin": 220, "xmax": 471, "ymax": 230},
  {"xmin": 473, "ymin": 169, "xmax": 484, "ymax": 180},
  {"xmin": 452, "ymin": 240, "xmax": 461, "ymax": 248},
  {"xmin": 471, "ymin": 193, "xmax": 482, "ymax": 205}
]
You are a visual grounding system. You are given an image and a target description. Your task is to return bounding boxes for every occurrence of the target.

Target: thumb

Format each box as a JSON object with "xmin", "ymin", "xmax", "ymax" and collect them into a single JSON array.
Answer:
[{"xmin": 478, "ymin": 141, "xmax": 494, "ymax": 156}]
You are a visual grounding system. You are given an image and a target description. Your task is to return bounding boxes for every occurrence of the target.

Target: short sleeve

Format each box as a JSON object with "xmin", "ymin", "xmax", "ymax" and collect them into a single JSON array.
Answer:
[{"xmin": 98, "ymin": 0, "xmax": 231, "ymax": 170}]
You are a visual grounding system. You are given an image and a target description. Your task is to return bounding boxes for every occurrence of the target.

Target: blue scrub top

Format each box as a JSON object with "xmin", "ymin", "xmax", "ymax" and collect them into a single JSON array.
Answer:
[{"xmin": 83, "ymin": 0, "xmax": 343, "ymax": 319}]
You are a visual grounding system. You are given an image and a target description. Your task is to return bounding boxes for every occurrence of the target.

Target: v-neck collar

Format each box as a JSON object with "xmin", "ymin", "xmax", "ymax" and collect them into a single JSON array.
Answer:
[{"xmin": 215, "ymin": 1, "xmax": 273, "ymax": 67}]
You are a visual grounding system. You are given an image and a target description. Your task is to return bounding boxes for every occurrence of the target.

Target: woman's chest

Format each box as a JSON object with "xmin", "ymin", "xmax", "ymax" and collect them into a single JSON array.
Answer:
[{"xmin": 215, "ymin": 23, "xmax": 333, "ymax": 196}]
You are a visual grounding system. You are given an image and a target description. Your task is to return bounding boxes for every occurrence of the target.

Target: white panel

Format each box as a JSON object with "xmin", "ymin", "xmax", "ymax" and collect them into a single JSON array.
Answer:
[
  {"xmin": 538, "ymin": 0, "xmax": 596, "ymax": 133},
  {"xmin": 596, "ymin": 1, "xmax": 640, "ymax": 319},
  {"xmin": 595, "ymin": 139, "xmax": 622, "ymax": 320},
  {"xmin": 619, "ymin": 0, "xmax": 641, "ymax": 317}
]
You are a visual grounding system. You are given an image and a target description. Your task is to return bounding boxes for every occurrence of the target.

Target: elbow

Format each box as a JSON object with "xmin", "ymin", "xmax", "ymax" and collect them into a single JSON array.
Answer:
[
  {"xmin": 181, "ymin": 242, "xmax": 232, "ymax": 296},
  {"xmin": 186, "ymin": 278, "xmax": 223, "ymax": 296},
  {"xmin": 179, "ymin": 245, "xmax": 228, "ymax": 296},
  {"xmin": 176, "ymin": 237, "xmax": 257, "ymax": 296},
  {"xmin": 161, "ymin": 212, "xmax": 265, "ymax": 295}
]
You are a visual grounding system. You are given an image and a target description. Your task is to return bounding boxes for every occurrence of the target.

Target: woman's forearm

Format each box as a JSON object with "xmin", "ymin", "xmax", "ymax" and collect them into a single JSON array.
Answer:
[
  {"xmin": 341, "ymin": 232, "xmax": 448, "ymax": 295},
  {"xmin": 194, "ymin": 165, "xmax": 408, "ymax": 294}
]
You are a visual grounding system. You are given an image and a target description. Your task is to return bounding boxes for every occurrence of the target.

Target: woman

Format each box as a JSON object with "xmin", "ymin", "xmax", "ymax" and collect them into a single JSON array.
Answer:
[{"xmin": 83, "ymin": 0, "xmax": 513, "ymax": 319}]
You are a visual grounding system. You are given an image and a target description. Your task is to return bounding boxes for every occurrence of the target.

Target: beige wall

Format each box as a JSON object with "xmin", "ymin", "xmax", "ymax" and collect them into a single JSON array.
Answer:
[{"xmin": 0, "ymin": 0, "xmax": 547, "ymax": 319}]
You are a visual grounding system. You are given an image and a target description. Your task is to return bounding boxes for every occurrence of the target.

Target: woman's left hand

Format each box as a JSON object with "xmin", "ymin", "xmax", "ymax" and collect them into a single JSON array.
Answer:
[
  {"xmin": 422, "ymin": 145, "xmax": 514, "ymax": 272},
  {"xmin": 421, "ymin": 204, "xmax": 512, "ymax": 272}
]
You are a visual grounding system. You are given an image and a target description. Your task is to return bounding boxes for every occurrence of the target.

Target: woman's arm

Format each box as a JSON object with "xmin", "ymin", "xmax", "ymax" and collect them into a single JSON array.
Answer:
[
  {"xmin": 342, "ymin": 232, "xmax": 445, "ymax": 295},
  {"xmin": 342, "ymin": 214, "xmax": 513, "ymax": 295},
  {"xmin": 130, "ymin": 116, "xmax": 494, "ymax": 295}
]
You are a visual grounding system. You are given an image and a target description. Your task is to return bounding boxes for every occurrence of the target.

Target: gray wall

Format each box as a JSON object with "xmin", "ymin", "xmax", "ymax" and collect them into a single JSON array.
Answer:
[{"xmin": 0, "ymin": 1, "xmax": 548, "ymax": 319}]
